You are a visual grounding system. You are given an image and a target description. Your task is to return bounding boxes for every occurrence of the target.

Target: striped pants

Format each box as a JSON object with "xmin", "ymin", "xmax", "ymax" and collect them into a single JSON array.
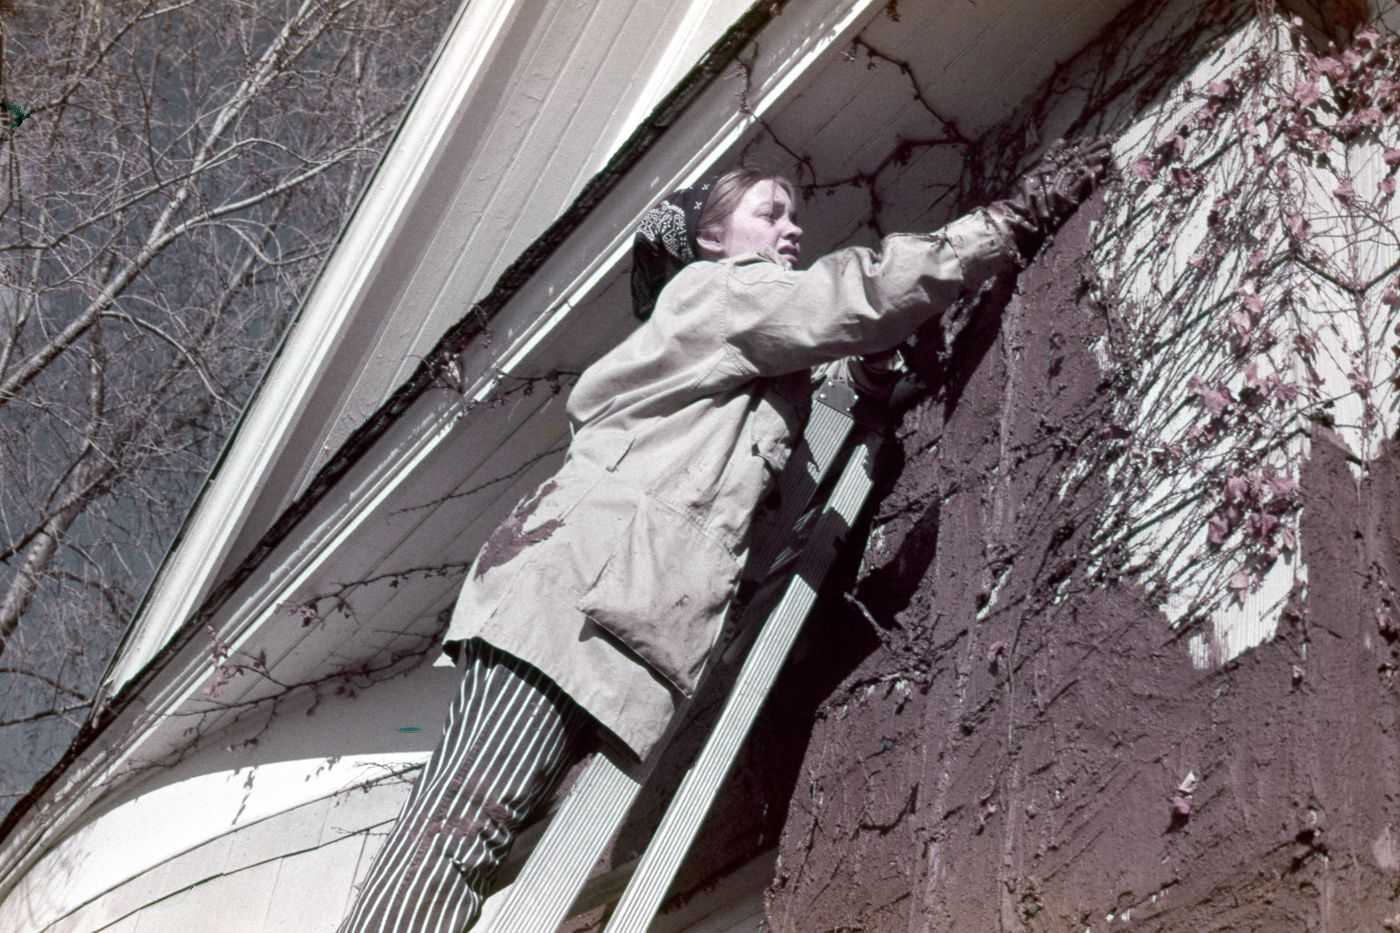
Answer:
[{"xmin": 341, "ymin": 640, "xmax": 591, "ymax": 932}]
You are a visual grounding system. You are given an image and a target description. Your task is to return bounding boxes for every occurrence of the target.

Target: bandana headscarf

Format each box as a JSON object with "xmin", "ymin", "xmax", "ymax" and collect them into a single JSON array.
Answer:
[{"xmin": 630, "ymin": 175, "xmax": 720, "ymax": 320}]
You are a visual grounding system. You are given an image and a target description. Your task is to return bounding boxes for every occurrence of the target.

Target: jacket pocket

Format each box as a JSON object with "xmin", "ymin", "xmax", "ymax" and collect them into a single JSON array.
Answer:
[{"xmin": 577, "ymin": 496, "xmax": 738, "ymax": 696}]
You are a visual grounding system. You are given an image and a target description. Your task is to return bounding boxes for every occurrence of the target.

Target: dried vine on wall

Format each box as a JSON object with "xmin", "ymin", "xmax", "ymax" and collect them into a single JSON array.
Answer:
[
  {"xmin": 741, "ymin": 0, "xmax": 1399, "ymax": 642},
  {"xmin": 1083, "ymin": 3, "xmax": 1400, "ymax": 635}
]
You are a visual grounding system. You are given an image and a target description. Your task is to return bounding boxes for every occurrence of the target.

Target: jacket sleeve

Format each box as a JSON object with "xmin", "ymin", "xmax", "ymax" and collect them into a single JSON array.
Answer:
[{"xmin": 720, "ymin": 208, "xmax": 1015, "ymax": 376}]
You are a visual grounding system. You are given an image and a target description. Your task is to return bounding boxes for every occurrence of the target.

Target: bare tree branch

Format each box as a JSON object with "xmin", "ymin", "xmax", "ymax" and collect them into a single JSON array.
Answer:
[
  {"xmin": 0, "ymin": 0, "xmax": 451, "ymax": 811},
  {"xmin": 0, "ymin": 666, "xmax": 89, "ymax": 701}
]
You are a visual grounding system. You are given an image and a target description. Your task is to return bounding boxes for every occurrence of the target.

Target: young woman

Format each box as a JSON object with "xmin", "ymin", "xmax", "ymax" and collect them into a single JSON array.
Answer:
[{"xmin": 341, "ymin": 141, "xmax": 1111, "ymax": 932}]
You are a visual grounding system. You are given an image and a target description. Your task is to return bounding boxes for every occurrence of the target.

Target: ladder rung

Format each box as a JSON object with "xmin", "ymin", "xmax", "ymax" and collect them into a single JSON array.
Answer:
[
  {"xmin": 481, "ymin": 746, "xmax": 642, "ymax": 931},
  {"xmin": 743, "ymin": 382, "xmax": 857, "ymax": 580}
]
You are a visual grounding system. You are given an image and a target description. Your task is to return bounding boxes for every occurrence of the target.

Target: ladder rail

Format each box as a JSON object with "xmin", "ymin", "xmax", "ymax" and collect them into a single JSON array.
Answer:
[
  {"xmin": 486, "ymin": 746, "xmax": 643, "ymax": 932},
  {"xmin": 480, "ymin": 379, "xmax": 874, "ymax": 931},
  {"xmin": 603, "ymin": 431, "xmax": 880, "ymax": 932}
]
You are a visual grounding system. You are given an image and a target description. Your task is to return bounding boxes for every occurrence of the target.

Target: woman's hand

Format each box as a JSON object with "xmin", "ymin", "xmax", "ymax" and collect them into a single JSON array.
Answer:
[{"xmin": 992, "ymin": 136, "xmax": 1114, "ymax": 259}]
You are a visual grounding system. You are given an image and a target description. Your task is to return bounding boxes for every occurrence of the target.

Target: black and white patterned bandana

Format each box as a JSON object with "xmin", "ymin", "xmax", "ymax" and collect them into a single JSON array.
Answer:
[{"xmin": 630, "ymin": 175, "xmax": 719, "ymax": 320}]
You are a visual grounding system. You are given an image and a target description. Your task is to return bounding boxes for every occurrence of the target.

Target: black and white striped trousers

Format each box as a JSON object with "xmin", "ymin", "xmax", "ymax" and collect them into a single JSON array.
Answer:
[{"xmin": 341, "ymin": 640, "xmax": 591, "ymax": 932}]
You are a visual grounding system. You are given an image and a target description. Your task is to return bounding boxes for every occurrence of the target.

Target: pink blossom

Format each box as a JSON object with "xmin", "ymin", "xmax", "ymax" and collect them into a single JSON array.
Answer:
[
  {"xmin": 1229, "ymin": 310, "xmax": 1253, "ymax": 336},
  {"xmin": 1245, "ymin": 512, "xmax": 1280, "ymax": 542},
  {"xmin": 1129, "ymin": 156, "xmax": 1156, "ymax": 181},
  {"xmin": 1313, "ymin": 57, "xmax": 1345, "ymax": 80},
  {"xmin": 1334, "ymin": 182, "xmax": 1356, "ymax": 201},
  {"xmin": 1203, "ymin": 386, "xmax": 1233, "ymax": 416},
  {"xmin": 1228, "ymin": 571, "xmax": 1256, "ymax": 591},
  {"xmin": 1207, "ymin": 514, "xmax": 1231, "ymax": 545}
]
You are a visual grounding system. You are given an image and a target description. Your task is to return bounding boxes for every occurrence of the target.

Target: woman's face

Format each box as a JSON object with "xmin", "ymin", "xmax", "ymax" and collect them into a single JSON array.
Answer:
[{"xmin": 699, "ymin": 180, "xmax": 802, "ymax": 266}]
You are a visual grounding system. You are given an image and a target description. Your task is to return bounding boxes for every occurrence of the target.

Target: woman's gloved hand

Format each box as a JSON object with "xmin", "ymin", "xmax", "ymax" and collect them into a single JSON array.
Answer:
[{"xmin": 991, "ymin": 136, "xmax": 1114, "ymax": 259}]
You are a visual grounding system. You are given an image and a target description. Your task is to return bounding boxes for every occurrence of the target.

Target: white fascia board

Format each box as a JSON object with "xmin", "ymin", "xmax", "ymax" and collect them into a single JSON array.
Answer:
[
  {"xmin": 599, "ymin": 0, "xmax": 755, "ymax": 169},
  {"xmin": 0, "ymin": 0, "xmax": 889, "ymax": 894},
  {"xmin": 101, "ymin": 0, "xmax": 527, "ymax": 697}
]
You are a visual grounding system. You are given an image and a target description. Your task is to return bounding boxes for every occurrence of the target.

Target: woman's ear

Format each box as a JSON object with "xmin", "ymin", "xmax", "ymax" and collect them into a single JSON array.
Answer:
[{"xmin": 695, "ymin": 229, "xmax": 724, "ymax": 260}]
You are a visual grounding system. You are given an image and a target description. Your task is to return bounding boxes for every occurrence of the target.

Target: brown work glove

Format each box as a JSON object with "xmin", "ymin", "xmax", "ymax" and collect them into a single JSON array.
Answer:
[{"xmin": 990, "ymin": 136, "xmax": 1113, "ymax": 260}]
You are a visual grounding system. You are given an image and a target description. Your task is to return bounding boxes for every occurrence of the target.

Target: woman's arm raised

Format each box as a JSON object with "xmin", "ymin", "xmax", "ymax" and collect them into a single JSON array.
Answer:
[
  {"xmin": 717, "ymin": 207, "xmax": 1017, "ymax": 377},
  {"xmin": 717, "ymin": 137, "xmax": 1112, "ymax": 377}
]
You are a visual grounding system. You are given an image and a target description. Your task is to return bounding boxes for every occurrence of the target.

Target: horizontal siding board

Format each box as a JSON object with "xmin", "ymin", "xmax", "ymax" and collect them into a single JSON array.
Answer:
[
  {"xmin": 263, "ymin": 832, "xmax": 365, "ymax": 929},
  {"xmin": 337, "ymin": 0, "xmax": 667, "ymax": 464},
  {"xmin": 420, "ymin": 0, "xmax": 601, "ymax": 286},
  {"xmin": 963, "ymin": 0, "xmax": 1121, "ymax": 129},
  {"xmin": 81, "ymin": 835, "xmax": 244, "ymax": 932},
  {"xmin": 130, "ymin": 857, "xmax": 278, "ymax": 933},
  {"xmin": 568, "ymin": 0, "xmax": 698, "ymax": 188},
  {"xmin": 223, "ymin": 797, "xmax": 335, "ymax": 876}
]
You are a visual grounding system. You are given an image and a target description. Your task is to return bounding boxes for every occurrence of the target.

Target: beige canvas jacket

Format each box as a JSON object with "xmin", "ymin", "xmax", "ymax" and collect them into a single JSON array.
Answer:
[{"xmin": 447, "ymin": 208, "xmax": 1015, "ymax": 759}]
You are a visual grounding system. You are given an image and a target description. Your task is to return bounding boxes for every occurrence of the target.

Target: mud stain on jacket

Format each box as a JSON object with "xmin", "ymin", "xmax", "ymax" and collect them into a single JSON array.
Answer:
[{"xmin": 474, "ymin": 481, "xmax": 563, "ymax": 579}]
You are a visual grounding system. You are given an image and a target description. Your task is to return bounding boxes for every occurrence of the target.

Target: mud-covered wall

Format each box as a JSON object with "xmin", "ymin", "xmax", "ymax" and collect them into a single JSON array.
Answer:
[
  {"xmin": 768, "ymin": 196, "xmax": 1400, "ymax": 930},
  {"xmin": 766, "ymin": 0, "xmax": 1400, "ymax": 929}
]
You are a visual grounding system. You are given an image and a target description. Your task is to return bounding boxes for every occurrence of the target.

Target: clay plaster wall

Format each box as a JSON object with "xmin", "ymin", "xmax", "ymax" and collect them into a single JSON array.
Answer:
[{"xmin": 766, "ymin": 0, "xmax": 1400, "ymax": 929}]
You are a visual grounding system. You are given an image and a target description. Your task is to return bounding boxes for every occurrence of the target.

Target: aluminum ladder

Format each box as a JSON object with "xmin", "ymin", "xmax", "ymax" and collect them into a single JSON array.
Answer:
[{"xmin": 484, "ymin": 378, "xmax": 882, "ymax": 931}]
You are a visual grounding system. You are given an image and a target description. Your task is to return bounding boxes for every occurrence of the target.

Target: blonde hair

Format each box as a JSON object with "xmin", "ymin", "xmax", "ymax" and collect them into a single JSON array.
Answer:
[{"xmin": 696, "ymin": 168, "xmax": 798, "ymax": 246}]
